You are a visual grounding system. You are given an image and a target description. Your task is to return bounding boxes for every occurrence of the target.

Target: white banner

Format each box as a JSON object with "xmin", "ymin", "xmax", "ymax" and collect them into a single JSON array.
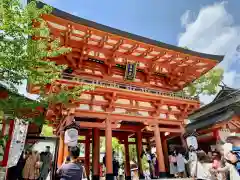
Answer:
[{"xmin": 7, "ymin": 119, "xmax": 28, "ymax": 168}]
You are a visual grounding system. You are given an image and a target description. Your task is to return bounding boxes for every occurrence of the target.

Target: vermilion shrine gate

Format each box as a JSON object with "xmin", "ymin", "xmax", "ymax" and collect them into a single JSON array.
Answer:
[{"xmin": 27, "ymin": 2, "xmax": 224, "ymax": 179}]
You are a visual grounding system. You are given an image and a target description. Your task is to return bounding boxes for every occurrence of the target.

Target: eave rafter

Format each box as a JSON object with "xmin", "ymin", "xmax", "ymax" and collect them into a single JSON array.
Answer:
[
  {"xmin": 43, "ymin": 14, "xmax": 219, "ymax": 91},
  {"xmin": 98, "ymin": 34, "xmax": 108, "ymax": 48},
  {"xmin": 197, "ymin": 116, "xmax": 240, "ymax": 135},
  {"xmin": 230, "ymin": 120, "xmax": 240, "ymax": 129}
]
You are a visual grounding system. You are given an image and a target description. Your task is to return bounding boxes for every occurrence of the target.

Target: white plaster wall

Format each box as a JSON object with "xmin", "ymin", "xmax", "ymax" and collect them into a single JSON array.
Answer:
[{"xmin": 32, "ymin": 140, "xmax": 56, "ymax": 157}]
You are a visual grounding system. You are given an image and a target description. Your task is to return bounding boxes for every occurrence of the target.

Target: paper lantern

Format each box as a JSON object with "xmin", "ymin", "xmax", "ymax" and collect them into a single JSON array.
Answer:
[
  {"xmin": 64, "ymin": 128, "xmax": 78, "ymax": 147},
  {"xmin": 186, "ymin": 136, "xmax": 198, "ymax": 150}
]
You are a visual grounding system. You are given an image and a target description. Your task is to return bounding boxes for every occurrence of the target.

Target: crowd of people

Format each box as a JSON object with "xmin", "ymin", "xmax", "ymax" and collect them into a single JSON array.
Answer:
[
  {"xmin": 7, "ymin": 135, "xmax": 240, "ymax": 180},
  {"xmin": 8, "ymin": 146, "xmax": 53, "ymax": 180},
  {"xmin": 167, "ymin": 136, "xmax": 240, "ymax": 180}
]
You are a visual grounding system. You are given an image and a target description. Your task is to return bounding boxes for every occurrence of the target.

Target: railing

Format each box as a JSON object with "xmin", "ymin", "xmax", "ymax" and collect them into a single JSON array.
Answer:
[{"xmin": 61, "ymin": 73, "xmax": 199, "ymax": 101}]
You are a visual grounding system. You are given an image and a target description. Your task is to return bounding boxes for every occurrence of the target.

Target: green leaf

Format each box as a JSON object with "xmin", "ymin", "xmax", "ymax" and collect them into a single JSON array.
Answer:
[
  {"xmin": 0, "ymin": 0, "xmax": 93, "ymax": 124},
  {"xmin": 184, "ymin": 68, "xmax": 224, "ymax": 97}
]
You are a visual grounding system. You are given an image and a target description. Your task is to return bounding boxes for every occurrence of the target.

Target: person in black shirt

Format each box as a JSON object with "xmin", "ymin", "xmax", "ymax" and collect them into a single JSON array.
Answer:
[{"xmin": 112, "ymin": 151, "xmax": 120, "ymax": 180}]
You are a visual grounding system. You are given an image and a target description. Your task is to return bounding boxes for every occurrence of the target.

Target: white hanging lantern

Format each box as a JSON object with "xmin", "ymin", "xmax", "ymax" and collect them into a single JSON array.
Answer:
[
  {"xmin": 64, "ymin": 128, "xmax": 78, "ymax": 147},
  {"xmin": 186, "ymin": 136, "xmax": 198, "ymax": 150}
]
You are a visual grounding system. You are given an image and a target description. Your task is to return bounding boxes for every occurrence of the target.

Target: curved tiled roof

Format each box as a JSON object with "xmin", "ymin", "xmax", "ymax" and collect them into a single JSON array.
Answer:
[{"xmin": 37, "ymin": 1, "xmax": 224, "ymax": 62}]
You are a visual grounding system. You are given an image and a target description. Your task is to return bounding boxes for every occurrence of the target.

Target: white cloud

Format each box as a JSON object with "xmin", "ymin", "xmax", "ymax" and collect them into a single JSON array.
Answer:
[
  {"xmin": 178, "ymin": 2, "xmax": 240, "ymax": 104},
  {"xmin": 180, "ymin": 10, "xmax": 192, "ymax": 27},
  {"xmin": 178, "ymin": 2, "xmax": 240, "ymax": 55}
]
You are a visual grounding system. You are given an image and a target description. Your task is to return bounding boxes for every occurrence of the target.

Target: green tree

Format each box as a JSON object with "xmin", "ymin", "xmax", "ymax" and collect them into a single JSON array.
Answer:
[
  {"xmin": 184, "ymin": 68, "xmax": 224, "ymax": 97},
  {"xmin": 40, "ymin": 124, "xmax": 54, "ymax": 137},
  {"xmin": 112, "ymin": 137, "xmax": 124, "ymax": 154},
  {"xmin": 99, "ymin": 137, "xmax": 150, "ymax": 172},
  {"xmin": 128, "ymin": 145, "xmax": 137, "ymax": 163},
  {"xmin": 0, "ymin": 0, "xmax": 93, "ymax": 122},
  {"xmin": 100, "ymin": 137, "xmax": 124, "ymax": 154}
]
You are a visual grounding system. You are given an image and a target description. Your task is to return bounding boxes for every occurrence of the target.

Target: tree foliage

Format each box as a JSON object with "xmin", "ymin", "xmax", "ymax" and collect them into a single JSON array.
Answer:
[
  {"xmin": 180, "ymin": 47, "xmax": 224, "ymax": 97},
  {"xmin": 0, "ymin": 0, "xmax": 93, "ymax": 122},
  {"xmin": 184, "ymin": 68, "xmax": 224, "ymax": 97},
  {"xmin": 99, "ymin": 137, "xmax": 149, "ymax": 171},
  {"xmin": 0, "ymin": 85, "xmax": 46, "ymax": 123},
  {"xmin": 40, "ymin": 124, "xmax": 54, "ymax": 137},
  {"xmin": 0, "ymin": 0, "xmax": 70, "ymax": 89}
]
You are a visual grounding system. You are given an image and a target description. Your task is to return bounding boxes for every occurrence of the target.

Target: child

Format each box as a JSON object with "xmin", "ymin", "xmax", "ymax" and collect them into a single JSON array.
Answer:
[{"xmin": 211, "ymin": 151, "xmax": 225, "ymax": 180}]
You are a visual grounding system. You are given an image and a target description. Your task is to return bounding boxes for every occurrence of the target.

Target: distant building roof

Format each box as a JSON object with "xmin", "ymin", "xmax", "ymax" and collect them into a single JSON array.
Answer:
[{"xmin": 186, "ymin": 86, "xmax": 240, "ymax": 132}]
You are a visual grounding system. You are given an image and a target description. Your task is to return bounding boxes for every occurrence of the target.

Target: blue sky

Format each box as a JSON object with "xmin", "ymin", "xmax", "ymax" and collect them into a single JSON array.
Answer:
[
  {"xmin": 23, "ymin": 0, "xmax": 240, "ymax": 104},
  {"xmin": 41, "ymin": 0, "xmax": 240, "ymax": 46}
]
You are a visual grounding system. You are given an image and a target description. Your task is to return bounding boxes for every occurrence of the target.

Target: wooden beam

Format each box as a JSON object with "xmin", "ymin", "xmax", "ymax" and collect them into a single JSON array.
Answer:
[
  {"xmin": 74, "ymin": 110, "xmax": 183, "ymax": 125},
  {"xmin": 78, "ymin": 140, "xmax": 92, "ymax": 143},
  {"xmin": 232, "ymin": 118, "xmax": 240, "ymax": 127},
  {"xmin": 78, "ymin": 121, "xmax": 144, "ymax": 132},
  {"xmin": 159, "ymin": 128, "xmax": 182, "ymax": 133},
  {"xmin": 75, "ymin": 99, "xmax": 182, "ymax": 116},
  {"xmin": 79, "ymin": 122, "xmax": 117, "ymax": 129},
  {"xmin": 229, "ymin": 121, "xmax": 240, "ymax": 129},
  {"xmin": 56, "ymin": 79, "xmax": 199, "ymax": 105},
  {"xmin": 128, "ymin": 133, "xmax": 135, "ymax": 138}
]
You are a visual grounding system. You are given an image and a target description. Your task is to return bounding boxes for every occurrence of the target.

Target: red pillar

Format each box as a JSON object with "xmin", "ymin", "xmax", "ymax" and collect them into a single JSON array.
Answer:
[
  {"xmin": 105, "ymin": 119, "xmax": 113, "ymax": 180},
  {"xmin": 92, "ymin": 128, "xmax": 100, "ymax": 180},
  {"xmin": 154, "ymin": 124, "xmax": 166, "ymax": 177},
  {"xmin": 63, "ymin": 143, "xmax": 69, "ymax": 162},
  {"xmin": 136, "ymin": 131, "xmax": 144, "ymax": 178},
  {"xmin": 1, "ymin": 120, "xmax": 14, "ymax": 167},
  {"xmin": 124, "ymin": 137, "xmax": 131, "ymax": 180},
  {"xmin": 180, "ymin": 125, "xmax": 188, "ymax": 151},
  {"xmin": 213, "ymin": 129, "xmax": 219, "ymax": 141},
  {"xmin": 85, "ymin": 135, "xmax": 90, "ymax": 179},
  {"xmin": 161, "ymin": 134, "xmax": 169, "ymax": 172},
  {"xmin": 57, "ymin": 134, "xmax": 64, "ymax": 168}
]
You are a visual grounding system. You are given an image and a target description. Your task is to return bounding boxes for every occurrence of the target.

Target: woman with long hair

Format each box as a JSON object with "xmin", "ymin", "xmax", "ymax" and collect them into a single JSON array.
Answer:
[
  {"xmin": 23, "ymin": 150, "xmax": 41, "ymax": 180},
  {"xmin": 168, "ymin": 151, "xmax": 177, "ymax": 177}
]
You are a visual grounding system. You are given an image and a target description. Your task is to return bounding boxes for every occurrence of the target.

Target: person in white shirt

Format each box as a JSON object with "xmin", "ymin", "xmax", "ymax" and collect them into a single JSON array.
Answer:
[
  {"xmin": 189, "ymin": 146, "xmax": 197, "ymax": 162},
  {"xmin": 176, "ymin": 150, "xmax": 187, "ymax": 177},
  {"xmin": 191, "ymin": 151, "xmax": 213, "ymax": 180}
]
